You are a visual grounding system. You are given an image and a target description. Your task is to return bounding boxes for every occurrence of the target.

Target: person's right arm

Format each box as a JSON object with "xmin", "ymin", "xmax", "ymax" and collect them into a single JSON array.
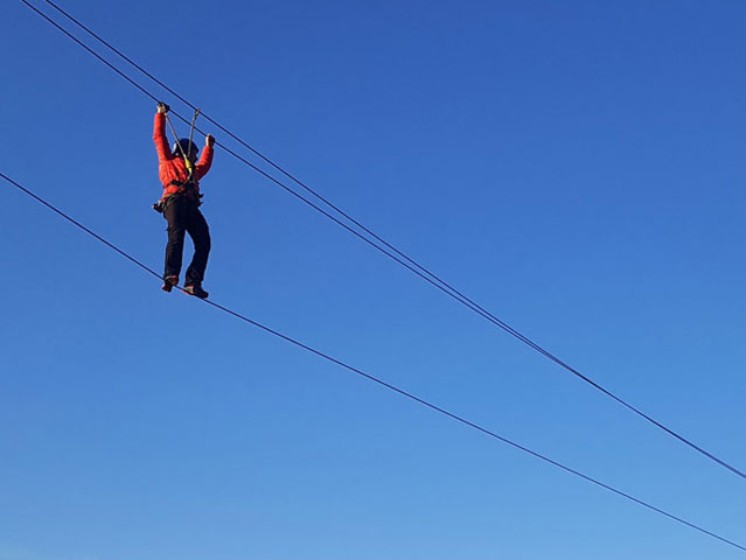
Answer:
[{"xmin": 153, "ymin": 102, "xmax": 171, "ymax": 162}]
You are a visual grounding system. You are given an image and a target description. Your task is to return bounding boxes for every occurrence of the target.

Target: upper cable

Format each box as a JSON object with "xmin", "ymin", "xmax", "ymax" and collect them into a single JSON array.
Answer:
[{"xmin": 19, "ymin": 0, "xmax": 746, "ymax": 482}]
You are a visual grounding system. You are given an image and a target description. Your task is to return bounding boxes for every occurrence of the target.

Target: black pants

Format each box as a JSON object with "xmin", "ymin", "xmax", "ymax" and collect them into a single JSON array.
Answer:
[{"xmin": 163, "ymin": 194, "xmax": 211, "ymax": 286}]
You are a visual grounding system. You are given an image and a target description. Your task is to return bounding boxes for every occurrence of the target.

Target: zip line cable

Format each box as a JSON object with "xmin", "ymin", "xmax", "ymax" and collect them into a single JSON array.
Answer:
[
  {"xmin": 18, "ymin": 0, "xmax": 746, "ymax": 481},
  {"xmin": 1, "ymin": 170, "xmax": 744, "ymax": 554}
]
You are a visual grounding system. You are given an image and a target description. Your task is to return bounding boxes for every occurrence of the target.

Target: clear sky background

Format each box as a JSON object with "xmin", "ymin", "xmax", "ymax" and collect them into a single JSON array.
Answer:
[{"xmin": 1, "ymin": 1, "xmax": 745, "ymax": 558}]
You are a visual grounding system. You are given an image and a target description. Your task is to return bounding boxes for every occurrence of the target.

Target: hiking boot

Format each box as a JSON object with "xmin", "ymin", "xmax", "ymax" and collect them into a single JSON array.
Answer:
[
  {"xmin": 161, "ymin": 275, "xmax": 178, "ymax": 292},
  {"xmin": 184, "ymin": 284, "xmax": 209, "ymax": 299}
]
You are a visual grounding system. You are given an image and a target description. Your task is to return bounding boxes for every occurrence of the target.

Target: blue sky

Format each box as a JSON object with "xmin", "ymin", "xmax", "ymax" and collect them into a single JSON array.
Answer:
[{"xmin": 2, "ymin": 1, "xmax": 746, "ymax": 558}]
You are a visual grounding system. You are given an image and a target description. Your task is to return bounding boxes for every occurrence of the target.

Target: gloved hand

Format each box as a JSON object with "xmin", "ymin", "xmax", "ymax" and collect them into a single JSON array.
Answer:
[
  {"xmin": 206, "ymin": 134, "xmax": 215, "ymax": 147},
  {"xmin": 157, "ymin": 102, "xmax": 170, "ymax": 114}
]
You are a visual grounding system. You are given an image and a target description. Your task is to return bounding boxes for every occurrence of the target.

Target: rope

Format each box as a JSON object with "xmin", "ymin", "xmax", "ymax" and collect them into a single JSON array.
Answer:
[
  {"xmin": 19, "ymin": 0, "xmax": 746, "ymax": 482},
  {"xmin": 1, "ymin": 168, "xmax": 744, "ymax": 554}
]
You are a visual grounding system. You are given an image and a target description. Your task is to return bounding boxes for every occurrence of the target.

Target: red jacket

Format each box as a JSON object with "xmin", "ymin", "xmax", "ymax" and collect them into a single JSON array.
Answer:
[{"xmin": 153, "ymin": 112, "xmax": 214, "ymax": 198}]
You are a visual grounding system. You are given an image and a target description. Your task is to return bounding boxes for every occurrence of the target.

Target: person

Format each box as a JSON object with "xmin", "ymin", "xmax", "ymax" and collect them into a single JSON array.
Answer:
[{"xmin": 153, "ymin": 102, "xmax": 215, "ymax": 299}]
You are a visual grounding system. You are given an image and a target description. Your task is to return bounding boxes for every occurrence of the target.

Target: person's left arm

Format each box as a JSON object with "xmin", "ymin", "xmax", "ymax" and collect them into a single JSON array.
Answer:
[{"xmin": 195, "ymin": 134, "xmax": 215, "ymax": 179}]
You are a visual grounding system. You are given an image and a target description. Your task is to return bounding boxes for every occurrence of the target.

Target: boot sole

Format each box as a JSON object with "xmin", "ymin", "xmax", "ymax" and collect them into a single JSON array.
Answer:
[{"xmin": 161, "ymin": 277, "xmax": 178, "ymax": 292}]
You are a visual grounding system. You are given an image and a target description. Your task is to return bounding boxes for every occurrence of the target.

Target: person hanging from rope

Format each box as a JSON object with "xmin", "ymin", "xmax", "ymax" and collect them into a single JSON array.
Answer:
[{"xmin": 153, "ymin": 101, "xmax": 215, "ymax": 299}]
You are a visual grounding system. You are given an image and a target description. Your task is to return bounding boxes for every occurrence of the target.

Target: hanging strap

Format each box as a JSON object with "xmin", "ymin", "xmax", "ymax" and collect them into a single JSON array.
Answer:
[{"xmin": 164, "ymin": 108, "xmax": 201, "ymax": 183}]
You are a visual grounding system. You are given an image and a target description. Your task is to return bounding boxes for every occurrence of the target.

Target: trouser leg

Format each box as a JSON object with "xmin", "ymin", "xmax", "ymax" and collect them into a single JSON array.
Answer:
[
  {"xmin": 185, "ymin": 207, "xmax": 211, "ymax": 286},
  {"xmin": 163, "ymin": 197, "xmax": 187, "ymax": 279}
]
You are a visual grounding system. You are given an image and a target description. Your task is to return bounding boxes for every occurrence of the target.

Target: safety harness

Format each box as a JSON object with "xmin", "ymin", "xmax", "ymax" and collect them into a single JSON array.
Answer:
[{"xmin": 153, "ymin": 107, "xmax": 203, "ymax": 213}]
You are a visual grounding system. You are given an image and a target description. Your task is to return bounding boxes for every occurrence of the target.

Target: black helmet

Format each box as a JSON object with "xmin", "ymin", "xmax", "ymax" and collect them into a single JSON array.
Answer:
[{"xmin": 173, "ymin": 138, "xmax": 198, "ymax": 160}]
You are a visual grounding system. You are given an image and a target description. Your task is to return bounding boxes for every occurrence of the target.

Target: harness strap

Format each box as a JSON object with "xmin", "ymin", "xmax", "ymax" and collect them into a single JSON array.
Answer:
[
  {"xmin": 168, "ymin": 179, "xmax": 202, "ymax": 195},
  {"xmin": 169, "ymin": 179, "xmax": 195, "ymax": 188}
]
